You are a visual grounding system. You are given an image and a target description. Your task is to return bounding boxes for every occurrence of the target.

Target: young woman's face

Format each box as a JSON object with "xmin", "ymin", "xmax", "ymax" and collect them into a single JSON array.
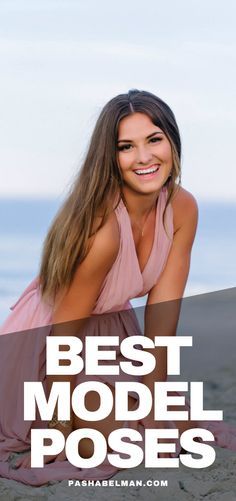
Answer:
[{"xmin": 117, "ymin": 112, "xmax": 173, "ymax": 196}]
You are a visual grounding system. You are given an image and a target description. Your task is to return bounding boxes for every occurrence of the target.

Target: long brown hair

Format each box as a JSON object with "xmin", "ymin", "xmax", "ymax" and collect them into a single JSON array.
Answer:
[{"xmin": 39, "ymin": 89, "xmax": 181, "ymax": 302}]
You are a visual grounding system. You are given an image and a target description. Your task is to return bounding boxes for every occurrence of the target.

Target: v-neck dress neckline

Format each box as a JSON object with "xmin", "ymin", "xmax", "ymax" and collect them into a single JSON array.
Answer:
[
  {"xmin": 119, "ymin": 193, "xmax": 161, "ymax": 278},
  {"xmin": 94, "ymin": 185, "xmax": 173, "ymax": 306}
]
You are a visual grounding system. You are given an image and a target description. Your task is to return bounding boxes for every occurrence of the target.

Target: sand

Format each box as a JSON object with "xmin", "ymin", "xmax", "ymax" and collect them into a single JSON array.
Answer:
[{"xmin": 0, "ymin": 448, "xmax": 235, "ymax": 501}]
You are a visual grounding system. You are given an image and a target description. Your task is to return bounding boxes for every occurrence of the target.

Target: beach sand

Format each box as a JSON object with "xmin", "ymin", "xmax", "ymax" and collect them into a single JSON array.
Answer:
[{"xmin": 0, "ymin": 448, "xmax": 235, "ymax": 500}]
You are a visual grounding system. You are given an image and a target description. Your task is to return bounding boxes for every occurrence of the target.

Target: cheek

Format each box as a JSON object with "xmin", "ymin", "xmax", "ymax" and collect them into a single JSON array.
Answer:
[
  {"xmin": 160, "ymin": 142, "xmax": 173, "ymax": 164},
  {"xmin": 117, "ymin": 153, "xmax": 131, "ymax": 172}
]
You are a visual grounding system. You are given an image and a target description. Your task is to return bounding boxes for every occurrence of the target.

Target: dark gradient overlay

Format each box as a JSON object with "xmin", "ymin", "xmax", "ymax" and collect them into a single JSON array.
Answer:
[{"xmin": 0, "ymin": 288, "xmax": 235, "ymax": 499}]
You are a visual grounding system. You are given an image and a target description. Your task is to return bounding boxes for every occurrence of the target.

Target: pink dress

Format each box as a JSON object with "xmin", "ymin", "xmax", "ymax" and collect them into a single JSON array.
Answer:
[{"xmin": 0, "ymin": 187, "xmax": 234, "ymax": 485}]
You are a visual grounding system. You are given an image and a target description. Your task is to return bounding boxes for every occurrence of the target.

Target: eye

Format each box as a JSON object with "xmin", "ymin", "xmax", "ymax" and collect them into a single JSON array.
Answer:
[
  {"xmin": 117, "ymin": 144, "xmax": 133, "ymax": 151},
  {"xmin": 149, "ymin": 137, "xmax": 162, "ymax": 143}
]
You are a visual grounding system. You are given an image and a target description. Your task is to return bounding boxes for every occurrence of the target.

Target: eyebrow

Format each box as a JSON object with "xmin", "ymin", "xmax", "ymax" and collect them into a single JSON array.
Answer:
[{"xmin": 117, "ymin": 131, "xmax": 164, "ymax": 143}]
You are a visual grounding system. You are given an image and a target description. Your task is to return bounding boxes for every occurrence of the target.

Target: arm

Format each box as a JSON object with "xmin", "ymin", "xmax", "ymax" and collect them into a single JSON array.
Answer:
[
  {"xmin": 143, "ymin": 187, "xmax": 198, "ymax": 389},
  {"xmin": 52, "ymin": 212, "xmax": 119, "ymax": 324},
  {"xmin": 15, "ymin": 213, "xmax": 120, "ymax": 468},
  {"xmin": 47, "ymin": 213, "xmax": 120, "ymax": 445}
]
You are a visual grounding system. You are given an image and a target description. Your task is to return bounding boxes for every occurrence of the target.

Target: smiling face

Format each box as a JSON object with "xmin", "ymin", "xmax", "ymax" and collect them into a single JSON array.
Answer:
[{"xmin": 117, "ymin": 112, "xmax": 173, "ymax": 197}]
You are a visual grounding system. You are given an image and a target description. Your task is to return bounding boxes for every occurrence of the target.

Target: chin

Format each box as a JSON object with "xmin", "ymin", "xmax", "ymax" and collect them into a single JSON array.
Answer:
[
  {"xmin": 135, "ymin": 181, "xmax": 166, "ymax": 195},
  {"xmin": 125, "ymin": 185, "xmax": 161, "ymax": 198},
  {"xmin": 123, "ymin": 171, "xmax": 171, "ymax": 196}
]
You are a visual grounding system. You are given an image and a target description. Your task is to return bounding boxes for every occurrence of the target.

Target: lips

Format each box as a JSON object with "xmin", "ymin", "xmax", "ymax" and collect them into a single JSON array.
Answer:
[{"xmin": 133, "ymin": 164, "xmax": 160, "ymax": 176}]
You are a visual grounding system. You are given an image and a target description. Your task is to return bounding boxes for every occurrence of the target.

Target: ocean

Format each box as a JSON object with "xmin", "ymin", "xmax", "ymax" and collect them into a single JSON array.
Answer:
[{"xmin": 0, "ymin": 199, "xmax": 236, "ymax": 324}]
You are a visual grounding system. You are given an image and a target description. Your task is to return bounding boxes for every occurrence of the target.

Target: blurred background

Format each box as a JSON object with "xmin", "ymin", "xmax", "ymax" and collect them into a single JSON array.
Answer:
[{"xmin": 0, "ymin": 0, "xmax": 236, "ymax": 322}]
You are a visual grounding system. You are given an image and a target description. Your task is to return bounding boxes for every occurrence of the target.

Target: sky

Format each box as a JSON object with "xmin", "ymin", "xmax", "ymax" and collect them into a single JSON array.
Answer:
[{"xmin": 0, "ymin": 0, "xmax": 236, "ymax": 201}]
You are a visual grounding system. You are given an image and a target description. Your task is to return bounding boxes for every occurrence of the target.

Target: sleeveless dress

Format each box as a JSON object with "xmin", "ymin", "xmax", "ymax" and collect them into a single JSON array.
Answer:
[
  {"xmin": 0, "ymin": 187, "xmax": 234, "ymax": 485},
  {"xmin": 0, "ymin": 187, "xmax": 173, "ymax": 333}
]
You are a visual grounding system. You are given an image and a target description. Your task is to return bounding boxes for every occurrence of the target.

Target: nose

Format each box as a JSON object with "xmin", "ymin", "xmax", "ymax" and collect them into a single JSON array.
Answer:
[{"xmin": 136, "ymin": 145, "xmax": 153, "ymax": 165}]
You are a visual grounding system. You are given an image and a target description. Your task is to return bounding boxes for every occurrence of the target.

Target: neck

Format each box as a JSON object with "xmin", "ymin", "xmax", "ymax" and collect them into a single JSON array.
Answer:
[{"xmin": 122, "ymin": 185, "xmax": 161, "ymax": 218}]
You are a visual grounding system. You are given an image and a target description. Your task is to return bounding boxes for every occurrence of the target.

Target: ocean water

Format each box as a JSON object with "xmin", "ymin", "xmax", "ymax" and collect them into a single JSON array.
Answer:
[{"xmin": 0, "ymin": 199, "xmax": 236, "ymax": 324}]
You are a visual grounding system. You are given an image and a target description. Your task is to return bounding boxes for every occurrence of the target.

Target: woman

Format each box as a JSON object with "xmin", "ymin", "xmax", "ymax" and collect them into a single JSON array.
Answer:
[{"xmin": 0, "ymin": 89, "xmax": 198, "ymax": 483}]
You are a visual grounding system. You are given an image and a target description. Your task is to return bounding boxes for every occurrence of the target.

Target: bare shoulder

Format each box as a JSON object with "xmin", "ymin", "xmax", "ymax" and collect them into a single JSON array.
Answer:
[
  {"xmin": 53, "ymin": 212, "xmax": 120, "ymax": 321},
  {"xmin": 171, "ymin": 185, "xmax": 198, "ymax": 233}
]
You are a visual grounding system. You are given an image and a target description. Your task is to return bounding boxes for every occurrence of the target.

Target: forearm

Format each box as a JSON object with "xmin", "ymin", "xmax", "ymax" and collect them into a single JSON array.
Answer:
[
  {"xmin": 142, "ymin": 297, "xmax": 182, "ymax": 388},
  {"xmin": 46, "ymin": 317, "xmax": 88, "ymax": 433}
]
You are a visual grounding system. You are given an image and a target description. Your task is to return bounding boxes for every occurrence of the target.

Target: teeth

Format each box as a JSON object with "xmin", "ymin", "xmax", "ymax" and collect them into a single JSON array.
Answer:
[{"xmin": 134, "ymin": 166, "xmax": 159, "ymax": 175}]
